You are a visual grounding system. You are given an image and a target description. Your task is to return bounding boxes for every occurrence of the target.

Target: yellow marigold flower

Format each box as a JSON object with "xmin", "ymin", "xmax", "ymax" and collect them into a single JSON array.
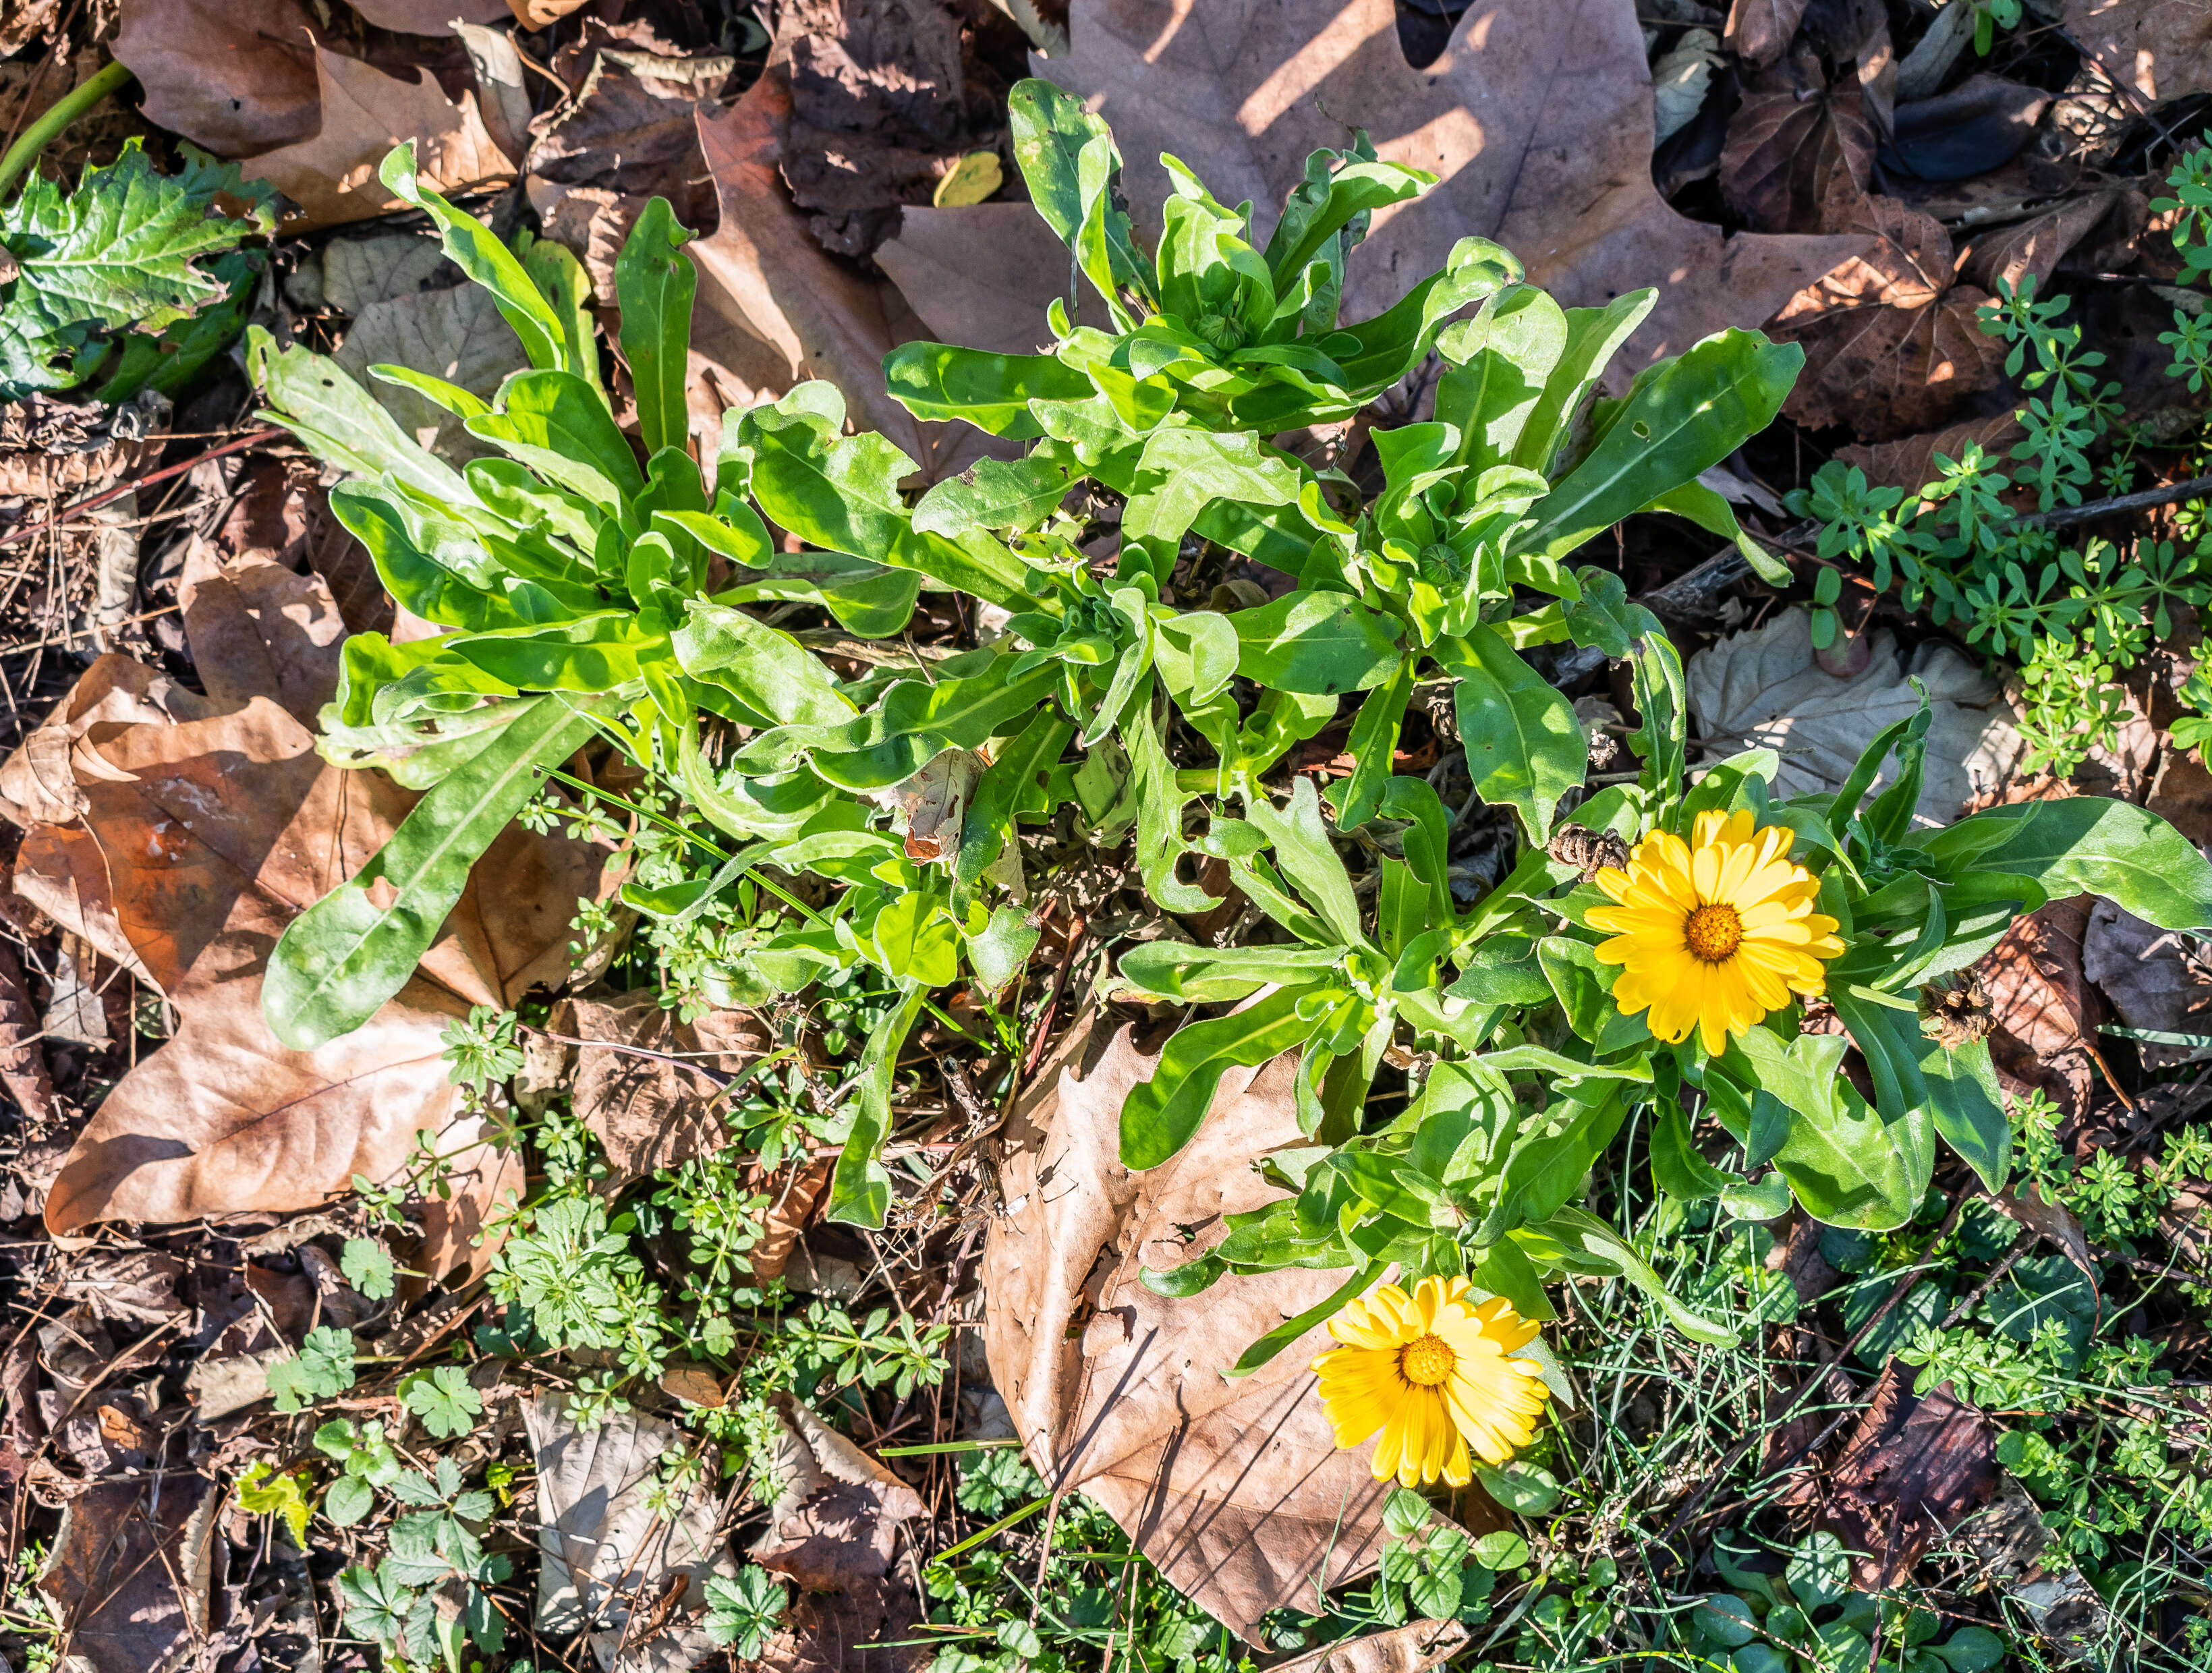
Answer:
[
  {"xmin": 1587, "ymin": 808, "xmax": 1844, "ymax": 1056},
  {"xmin": 1312, "ymin": 1276, "xmax": 1550, "ymax": 1488}
]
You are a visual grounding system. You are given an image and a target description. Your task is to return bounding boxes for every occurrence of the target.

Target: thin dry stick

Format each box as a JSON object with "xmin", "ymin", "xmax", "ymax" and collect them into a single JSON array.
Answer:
[
  {"xmin": 0, "ymin": 427, "xmax": 283, "ymax": 552},
  {"xmin": 2015, "ymin": 472, "xmax": 2212, "ymax": 532}
]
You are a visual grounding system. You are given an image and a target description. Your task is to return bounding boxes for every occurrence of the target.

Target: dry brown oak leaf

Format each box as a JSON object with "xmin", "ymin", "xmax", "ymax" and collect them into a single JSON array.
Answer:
[
  {"xmin": 112, "ymin": 0, "xmax": 321, "ymax": 155},
  {"xmin": 240, "ymin": 44, "xmax": 515, "ymax": 231},
  {"xmin": 2064, "ymin": 0, "xmax": 2212, "ymax": 103},
  {"xmin": 984, "ymin": 1015, "xmax": 1499, "ymax": 1642},
  {"xmin": 1767, "ymin": 184, "xmax": 2006, "ymax": 439},
  {"xmin": 689, "ymin": 67, "xmax": 1004, "ymax": 482},
  {"xmin": 7, "ymin": 565, "xmax": 600, "ymax": 1253},
  {"xmin": 878, "ymin": 0, "xmax": 1864, "ymax": 375}
]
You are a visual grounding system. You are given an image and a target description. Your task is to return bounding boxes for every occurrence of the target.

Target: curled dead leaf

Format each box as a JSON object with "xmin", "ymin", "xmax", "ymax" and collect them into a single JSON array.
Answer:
[
  {"xmin": 983, "ymin": 1014, "xmax": 1477, "ymax": 1641},
  {"xmin": 751, "ymin": 1395, "xmax": 926, "ymax": 1591},
  {"xmin": 1818, "ymin": 1361, "xmax": 1997, "ymax": 1591}
]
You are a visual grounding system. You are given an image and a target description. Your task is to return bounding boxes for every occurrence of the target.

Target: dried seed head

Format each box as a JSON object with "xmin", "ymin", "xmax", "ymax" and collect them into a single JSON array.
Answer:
[
  {"xmin": 1546, "ymin": 823, "xmax": 1630, "ymax": 882},
  {"xmin": 1919, "ymin": 971, "xmax": 1994, "ymax": 1050}
]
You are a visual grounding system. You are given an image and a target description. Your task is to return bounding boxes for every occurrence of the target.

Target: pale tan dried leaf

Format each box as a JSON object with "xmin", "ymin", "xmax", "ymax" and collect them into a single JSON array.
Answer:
[
  {"xmin": 320, "ymin": 233, "xmax": 453, "ymax": 316},
  {"xmin": 177, "ymin": 543, "xmax": 347, "ymax": 726},
  {"xmin": 876, "ymin": 202, "xmax": 1069, "ymax": 358},
  {"xmin": 455, "ymin": 22, "xmax": 535, "ymax": 163},
  {"xmin": 334, "ymin": 284, "xmax": 525, "ymax": 463},
  {"xmin": 242, "ymin": 46, "xmax": 517, "ymax": 231},
  {"xmin": 984, "ymin": 1014, "xmax": 1412, "ymax": 1641},
  {"xmin": 887, "ymin": 0, "xmax": 1864, "ymax": 376},
  {"xmin": 1270, "ymin": 1620, "xmax": 1471, "ymax": 1673},
  {"xmin": 523, "ymin": 1396, "xmax": 742, "ymax": 1673},
  {"xmin": 1725, "ymin": 0, "xmax": 1811, "ymax": 68},
  {"xmin": 112, "ymin": 0, "xmax": 318, "ymax": 155}
]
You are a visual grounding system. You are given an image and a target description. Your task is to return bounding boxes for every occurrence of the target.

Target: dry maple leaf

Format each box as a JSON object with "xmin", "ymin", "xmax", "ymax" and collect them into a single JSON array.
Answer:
[
  {"xmin": 983, "ymin": 1014, "xmax": 1500, "ymax": 1640},
  {"xmin": 880, "ymin": 0, "xmax": 1864, "ymax": 377},
  {"xmin": 1720, "ymin": 66, "xmax": 1878, "ymax": 235},
  {"xmin": 112, "ymin": 0, "xmax": 320, "ymax": 156},
  {"xmin": 241, "ymin": 45, "xmax": 516, "ymax": 231}
]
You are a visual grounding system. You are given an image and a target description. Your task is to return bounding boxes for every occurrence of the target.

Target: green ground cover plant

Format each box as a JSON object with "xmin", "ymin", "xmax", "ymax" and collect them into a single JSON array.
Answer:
[{"xmin": 219, "ymin": 74, "xmax": 2212, "ymax": 1673}]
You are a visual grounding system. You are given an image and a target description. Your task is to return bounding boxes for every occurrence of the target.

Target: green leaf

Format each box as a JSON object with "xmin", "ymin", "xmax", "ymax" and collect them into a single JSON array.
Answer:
[
  {"xmin": 267, "ymin": 1326, "xmax": 358, "ymax": 1411},
  {"xmin": 828, "ymin": 988, "xmax": 926, "ymax": 1227},
  {"xmin": 1008, "ymin": 78, "xmax": 1154, "ymax": 310},
  {"xmin": 1334, "ymin": 657, "xmax": 1415, "ymax": 829},
  {"xmin": 1728, "ymin": 1029, "xmax": 1918, "ymax": 1230},
  {"xmin": 963, "ymin": 905, "xmax": 1040, "ymax": 996},
  {"xmin": 448, "ymin": 613, "xmax": 667, "ymax": 693},
  {"xmin": 0, "ymin": 139, "xmax": 277, "ymax": 398},
  {"xmin": 1120, "ymin": 986, "xmax": 1319, "ymax": 1169},
  {"xmin": 912, "ymin": 445, "xmax": 1082, "ymax": 536},
  {"xmin": 399, "ymin": 1366, "xmax": 482, "ymax": 1440},
  {"xmin": 514, "ymin": 229, "xmax": 604, "ymax": 400},
  {"xmin": 673, "ymin": 601, "xmax": 853, "ymax": 728},
  {"xmin": 1918, "ymin": 1033, "xmax": 2010, "ymax": 1192},
  {"xmin": 265, "ymin": 697, "xmax": 603, "ymax": 1049},
  {"xmin": 1525, "ymin": 329, "xmax": 1800, "ymax": 555},
  {"xmin": 1244, "ymin": 776, "xmax": 1366, "ymax": 948},
  {"xmin": 1441, "ymin": 625, "xmax": 1586, "ymax": 843},
  {"xmin": 1230, "ymin": 588, "xmax": 1402, "ymax": 696},
  {"xmin": 1436, "ymin": 285, "xmax": 1568, "ymax": 468},
  {"xmin": 325, "ymin": 1475, "xmax": 376, "ymax": 1528},
  {"xmin": 1121, "ymin": 430, "xmax": 1306, "ymax": 574},
  {"xmin": 1830, "ymin": 984, "xmax": 1930, "ymax": 1122},
  {"xmin": 379, "ymin": 143, "xmax": 567, "ymax": 374},
  {"xmin": 467, "ymin": 370, "xmax": 645, "ymax": 513},
  {"xmin": 340, "ymin": 1239, "xmax": 397, "ymax": 1301},
  {"xmin": 1908, "ymin": 797, "xmax": 2212, "ymax": 934},
  {"xmin": 883, "ymin": 343, "xmax": 1092, "ymax": 438},
  {"xmin": 1560, "ymin": 567, "xmax": 1662, "ymax": 660},
  {"xmin": 1651, "ymin": 1100, "xmax": 1728, "ymax": 1201},
  {"xmin": 96, "ymin": 247, "xmax": 261, "ymax": 403},
  {"xmin": 1537, "ymin": 1206, "xmax": 1737, "ymax": 1345},
  {"xmin": 713, "ymin": 549, "xmax": 921, "ymax": 640},
  {"xmin": 955, "ymin": 708, "xmax": 1070, "ymax": 893},
  {"xmin": 1118, "ymin": 942, "xmax": 1351, "ymax": 1002},
  {"xmin": 613, "ymin": 198, "xmax": 696, "ymax": 458},
  {"xmin": 251, "ymin": 332, "xmax": 474, "ymax": 507},
  {"xmin": 1475, "ymin": 1460, "xmax": 1562, "ymax": 1516},
  {"xmin": 1508, "ymin": 291, "xmax": 1653, "ymax": 475}
]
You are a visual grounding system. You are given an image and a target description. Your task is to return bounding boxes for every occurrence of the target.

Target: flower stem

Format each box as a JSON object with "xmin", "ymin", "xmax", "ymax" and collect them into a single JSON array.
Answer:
[{"xmin": 0, "ymin": 60, "xmax": 134, "ymax": 202}]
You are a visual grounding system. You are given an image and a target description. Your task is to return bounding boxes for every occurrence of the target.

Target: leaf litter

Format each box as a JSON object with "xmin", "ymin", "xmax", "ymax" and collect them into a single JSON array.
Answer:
[{"xmin": 3, "ymin": 1, "xmax": 2212, "ymax": 1670}]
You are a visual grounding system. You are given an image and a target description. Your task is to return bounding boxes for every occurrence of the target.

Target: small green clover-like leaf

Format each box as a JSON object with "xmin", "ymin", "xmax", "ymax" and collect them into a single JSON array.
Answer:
[
  {"xmin": 324, "ymin": 1474, "xmax": 375, "ymax": 1527},
  {"xmin": 337, "ymin": 1561, "xmax": 418, "ymax": 1650},
  {"xmin": 399, "ymin": 1366, "xmax": 483, "ymax": 1440},
  {"xmin": 266, "ymin": 1326, "xmax": 358, "ymax": 1413},
  {"xmin": 953, "ymin": 1446, "xmax": 1042, "ymax": 1515},
  {"xmin": 340, "ymin": 1238, "xmax": 397, "ymax": 1301}
]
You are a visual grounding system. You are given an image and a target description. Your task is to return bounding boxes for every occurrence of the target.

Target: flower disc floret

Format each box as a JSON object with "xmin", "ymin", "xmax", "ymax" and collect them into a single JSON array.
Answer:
[
  {"xmin": 1312, "ymin": 1275, "xmax": 1549, "ymax": 1487},
  {"xmin": 1587, "ymin": 809, "xmax": 1844, "ymax": 1055}
]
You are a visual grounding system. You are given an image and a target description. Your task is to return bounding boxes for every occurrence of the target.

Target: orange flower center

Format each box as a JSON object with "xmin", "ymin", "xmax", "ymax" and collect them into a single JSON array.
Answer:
[
  {"xmin": 1684, "ymin": 903, "xmax": 1744, "ymax": 963},
  {"xmin": 1399, "ymin": 1334, "xmax": 1456, "ymax": 1387}
]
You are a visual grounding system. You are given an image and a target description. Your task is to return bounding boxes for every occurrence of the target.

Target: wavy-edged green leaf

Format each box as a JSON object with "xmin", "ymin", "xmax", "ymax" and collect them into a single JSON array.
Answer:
[
  {"xmin": 1119, "ymin": 985, "xmax": 1318, "ymax": 1170},
  {"xmin": 448, "ymin": 612, "xmax": 667, "ymax": 692},
  {"xmin": 1117, "ymin": 942, "xmax": 1351, "ymax": 1003},
  {"xmin": 1908, "ymin": 797, "xmax": 2212, "ymax": 934},
  {"xmin": 913, "ymin": 444, "xmax": 1081, "ymax": 536},
  {"xmin": 466, "ymin": 370, "xmax": 644, "ymax": 513},
  {"xmin": 883, "ymin": 341, "xmax": 1091, "ymax": 438},
  {"xmin": 266, "ymin": 696, "xmax": 602, "ymax": 1048},
  {"xmin": 955, "ymin": 708, "xmax": 1071, "ymax": 894},
  {"xmin": 1919, "ymin": 1033, "xmax": 2010, "ymax": 1191},
  {"xmin": 673, "ymin": 601, "xmax": 852, "ymax": 728},
  {"xmin": 1121, "ymin": 429, "xmax": 1305, "ymax": 572},
  {"xmin": 1508, "ymin": 291, "xmax": 1654, "ymax": 476},
  {"xmin": 1245, "ymin": 774, "xmax": 1366, "ymax": 948},
  {"xmin": 250, "ymin": 331, "xmax": 473, "ymax": 507},
  {"xmin": 379, "ymin": 143, "xmax": 567, "ymax": 374},
  {"xmin": 1230, "ymin": 588, "xmax": 1402, "ymax": 697},
  {"xmin": 1729, "ymin": 1027, "xmax": 1917, "ymax": 1230},
  {"xmin": 1007, "ymin": 78, "xmax": 1153, "ymax": 309}
]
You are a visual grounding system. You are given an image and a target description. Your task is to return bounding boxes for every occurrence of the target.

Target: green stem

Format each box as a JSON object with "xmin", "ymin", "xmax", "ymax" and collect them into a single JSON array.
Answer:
[{"xmin": 0, "ymin": 61, "xmax": 134, "ymax": 202}]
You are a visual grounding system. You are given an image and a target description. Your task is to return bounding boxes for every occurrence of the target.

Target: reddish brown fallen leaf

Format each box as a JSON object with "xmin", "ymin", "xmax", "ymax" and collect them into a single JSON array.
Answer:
[
  {"xmin": 0, "ymin": 938, "xmax": 53, "ymax": 1128},
  {"xmin": 1725, "ymin": 0, "xmax": 1813, "ymax": 68},
  {"xmin": 40, "ymin": 1475, "xmax": 219, "ymax": 1673},
  {"xmin": 756, "ymin": 1574, "xmax": 927, "ymax": 1673},
  {"xmin": 887, "ymin": 0, "xmax": 1863, "ymax": 378},
  {"xmin": 1819, "ymin": 1362, "xmax": 1997, "ymax": 1590},
  {"xmin": 1979, "ymin": 899, "xmax": 2099, "ymax": 1114},
  {"xmin": 1721, "ymin": 68, "xmax": 1878, "ymax": 235},
  {"xmin": 1769, "ymin": 184, "xmax": 2006, "ymax": 440},
  {"xmin": 2148, "ymin": 743, "xmax": 2212, "ymax": 847},
  {"xmin": 876, "ymin": 202, "xmax": 1066, "ymax": 359},
  {"xmin": 751, "ymin": 1395, "xmax": 926, "ymax": 1591},
  {"xmin": 241, "ymin": 45, "xmax": 515, "ymax": 231},
  {"xmin": 1961, "ymin": 190, "xmax": 2145, "ymax": 295},
  {"xmin": 563, "ymin": 989, "xmax": 771, "ymax": 1186},
  {"xmin": 2062, "ymin": 0, "xmax": 2212, "ymax": 104},
  {"xmin": 348, "ymin": 0, "xmax": 509, "ymax": 30},
  {"xmin": 691, "ymin": 71, "xmax": 997, "ymax": 480},
  {"xmin": 984, "ymin": 1014, "xmax": 1490, "ymax": 1640},
  {"xmin": 754, "ymin": 1156, "xmax": 832, "ymax": 1284},
  {"xmin": 507, "ymin": 0, "xmax": 594, "ymax": 26},
  {"xmin": 1833, "ymin": 412, "xmax": 2026, "ymax": 499},
  {"xmin": 112, "ymin": 0, "xmax": 320, "ymax": 156}
]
